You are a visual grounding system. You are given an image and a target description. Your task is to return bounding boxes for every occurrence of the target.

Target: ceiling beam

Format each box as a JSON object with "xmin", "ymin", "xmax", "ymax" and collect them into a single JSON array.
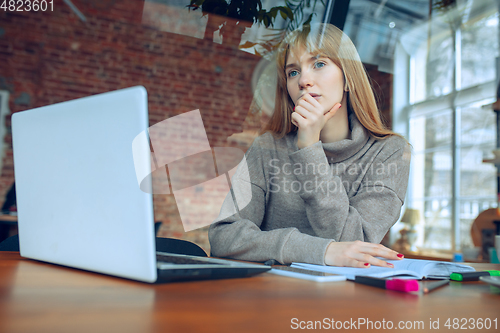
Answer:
[{"xmin": 328, "ymin": 0, "xmax": 351, "ymax": 30}]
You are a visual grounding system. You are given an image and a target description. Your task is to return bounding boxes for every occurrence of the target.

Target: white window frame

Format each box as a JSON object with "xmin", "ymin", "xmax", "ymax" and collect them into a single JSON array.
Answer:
[{"xmin": 393, "ymin": 27, "xmax": 498, "ymax": 252}]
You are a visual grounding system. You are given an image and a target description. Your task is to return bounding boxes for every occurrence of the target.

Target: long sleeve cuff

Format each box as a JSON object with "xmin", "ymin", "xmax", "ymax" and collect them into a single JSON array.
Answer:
[
  {"xmin": 281, "ymin": 229, "xmax": 332, "ymax": 265},
  {"xmin": 289, "ymin": 141, "xmax": 328, "ymax": 167}
]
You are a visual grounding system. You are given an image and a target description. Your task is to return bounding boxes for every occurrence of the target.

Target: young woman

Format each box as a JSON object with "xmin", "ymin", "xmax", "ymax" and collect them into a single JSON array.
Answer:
[{"xmin": 209, "ymin": 23, "xmax": 410, "ymax": 268}]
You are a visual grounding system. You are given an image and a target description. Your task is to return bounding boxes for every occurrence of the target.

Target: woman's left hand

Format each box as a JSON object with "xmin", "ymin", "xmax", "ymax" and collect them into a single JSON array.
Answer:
[{"xmin": 324, "ymin": 240, "xmax": 403, "ymax": 268}]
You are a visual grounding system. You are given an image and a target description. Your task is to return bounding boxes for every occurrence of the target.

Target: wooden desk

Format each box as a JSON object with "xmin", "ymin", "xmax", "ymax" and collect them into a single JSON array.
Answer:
[{"xmin": 0, "ymin": 252, "xmax": 499, "ymax": 333}]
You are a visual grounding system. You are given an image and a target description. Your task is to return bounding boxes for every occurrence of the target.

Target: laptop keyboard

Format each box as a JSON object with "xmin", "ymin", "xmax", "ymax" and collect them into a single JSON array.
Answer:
[{"xmin": 156, "ymin": 254, "xmax": 223, "ymax": 265}]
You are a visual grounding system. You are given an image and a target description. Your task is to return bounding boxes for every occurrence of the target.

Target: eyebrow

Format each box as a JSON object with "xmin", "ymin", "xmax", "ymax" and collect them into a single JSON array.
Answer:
[{"xmin": 284, "ymin": 54, "xmax": 321, "ymax": 70}]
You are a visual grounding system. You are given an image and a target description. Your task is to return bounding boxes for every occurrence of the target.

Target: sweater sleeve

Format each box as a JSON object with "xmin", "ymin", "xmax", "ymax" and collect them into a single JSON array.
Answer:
[
  {"xmin": 288, "ymin": 138, "xmax": 411, "ymax": 243},
  {"xmin": 208, "ymin": 138, "xmax": 332, "ymax": 265}
]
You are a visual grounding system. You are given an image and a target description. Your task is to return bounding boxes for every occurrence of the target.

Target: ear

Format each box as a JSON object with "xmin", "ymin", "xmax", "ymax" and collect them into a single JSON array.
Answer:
[{"xmin": 344, "ymin": 80, "xmax": 349, "ymax": 92}]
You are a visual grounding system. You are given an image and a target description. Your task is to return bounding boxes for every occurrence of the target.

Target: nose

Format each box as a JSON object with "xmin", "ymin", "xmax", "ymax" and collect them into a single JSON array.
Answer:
[{"xmin": 298, "ymin": 70, "xmax": 313, "ymax": 89}]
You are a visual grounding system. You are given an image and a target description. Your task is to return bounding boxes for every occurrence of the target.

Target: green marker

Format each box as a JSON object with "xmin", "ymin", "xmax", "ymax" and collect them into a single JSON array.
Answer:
[{"xmin": 450, "ymin": 270, "xmax": 500, "ymax": 281}]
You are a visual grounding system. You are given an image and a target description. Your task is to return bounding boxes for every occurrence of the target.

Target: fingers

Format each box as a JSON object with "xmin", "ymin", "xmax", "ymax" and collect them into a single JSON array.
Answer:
[
  {"xmin": 294, "ymin": 94, "xmax": 321, "ymax": 117},
  {"xmin": 294, "ymin": 94, "xmax": 342, "ymax": 123},
  {"xmin": 292, "ymin": 93, "xmax": 331, "ymax": 127},
  {"xmin": 293, "ymin": 105, "xmax": 311, "ymax": 119},
  {"xmin": 325, "ymin": 241, "xmax": 404, "ymax": 268},
  {"xmin": 360, "ymin": 254, "xmax": 394, "ymax": 268},
  {"xmin": 343, "ymin": 243, "xmax": 392, "ymax": 268},
  {"xmin": 366, "ymin": 243, "xmax": 403, "ymax": 260},
  {"xmin": 355, "ymin": 242, "xmax": 403, "ymax": 268},
  {"xmin": 291, "ymin": 96, "xmax": 321, "ymax": 130},
  {"xmin": 324, "ymin": 102, "xmax": 342, "ymax": 118},
  {"xmin": 296, "ymin": 93, "xmax": 321, "ymax": 109},
  {"xmin": 291, "ymin": 112, "xmax": 301, "ymax": 128},
  {"xmin": 348, "ymin": 259, "xmax": 373, "ymax": 269},
  {"xmin": 342, "ymin": 258, "xmax": 369, "ymax": 268}
]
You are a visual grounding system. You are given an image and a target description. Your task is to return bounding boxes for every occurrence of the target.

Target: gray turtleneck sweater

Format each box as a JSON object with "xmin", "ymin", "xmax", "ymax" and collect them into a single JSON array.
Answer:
[{"xmin": 209, "ymin": 114, "xmax": 411, "ymax": 265}]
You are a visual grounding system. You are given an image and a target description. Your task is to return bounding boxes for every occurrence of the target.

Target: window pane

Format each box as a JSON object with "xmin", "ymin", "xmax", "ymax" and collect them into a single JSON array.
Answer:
[
  {"xmin": 411, "ymin": 150, "xmax": 452, "ymax": 199},
  {"xmin": 420, "ymin": 199, "xmax": 452, "ymax": 250},
  {"xmin": 426, "ymin": 29, "xmax": 453, "ymax": 99},
  {"xmin": 460, "ymin": 105, "xmax": 496, "ymax": 146},
  {"xmin": 410, "ymin": 42, "xmax": 428, "ymax": 104},
  {"xmin": 404, "ymin": 199, "xmax": 452, "ymax": 251},
  {"xmin": 461, "ymin": 10, "xmax": 499, "ymax": 89},
  {"xmin": 409, "ymin": 17, "xmax": 454, "ymax": 103},
  {"xmin": 459, "ymin": 199, "xmax": 497, "ymax": 250},
  {"xmin": 410, "ymin": 111, "xmax": 452, "ymax": 151},
  {"xmin": 460, "ymin": 146, "xmax": 496, "ymax": 197}
]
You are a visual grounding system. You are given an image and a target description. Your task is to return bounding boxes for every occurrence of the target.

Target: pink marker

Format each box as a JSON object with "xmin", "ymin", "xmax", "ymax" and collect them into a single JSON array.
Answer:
[{"xmin": 354, "ymin": 276, "xmax": 419, "ymax": 293}]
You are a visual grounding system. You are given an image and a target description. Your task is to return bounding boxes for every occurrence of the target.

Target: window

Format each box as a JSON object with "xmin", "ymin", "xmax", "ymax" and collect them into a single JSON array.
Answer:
[{"xmin": 395, "ymin": 0, "xmax": 499, "ymax": 251}]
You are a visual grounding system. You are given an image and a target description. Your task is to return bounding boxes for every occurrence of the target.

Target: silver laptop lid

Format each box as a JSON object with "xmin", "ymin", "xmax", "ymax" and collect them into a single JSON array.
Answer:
[{"xmin": 12, "ymin": 86, "xmax": 157, "ymax": 282}]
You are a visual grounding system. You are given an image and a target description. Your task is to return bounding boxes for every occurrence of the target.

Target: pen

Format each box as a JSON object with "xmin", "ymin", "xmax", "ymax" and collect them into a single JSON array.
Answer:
[
  {"xmin": 354, "ymin": 276, "xmax": 419, "ymax": 293},
  {"xmin": 450, "ymin": 270, "xmax": 500, "ymax": 281},
  {"xmin": 421, "ymin": 279, "xmax": 450, "ymax": 293}
]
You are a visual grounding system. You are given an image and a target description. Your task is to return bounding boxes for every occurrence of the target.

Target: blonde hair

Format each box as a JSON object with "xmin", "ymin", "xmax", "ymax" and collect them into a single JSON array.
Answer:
[{"xmin": 266, "ymin": 23, "xmax": 396, "ymax": 139}]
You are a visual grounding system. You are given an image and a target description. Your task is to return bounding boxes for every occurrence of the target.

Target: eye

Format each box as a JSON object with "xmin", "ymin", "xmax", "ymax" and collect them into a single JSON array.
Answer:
[
  {"xmin": 314, "ymin": 61, "xmax": 326, "ymax": 69},
  {"xmin": 287, "ymin": 70, "xmax": 299, "ymax": 78}
]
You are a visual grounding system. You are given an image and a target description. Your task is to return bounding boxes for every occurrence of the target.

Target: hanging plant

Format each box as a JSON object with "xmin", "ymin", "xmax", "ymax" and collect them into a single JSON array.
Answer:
[{"xmin": 188, "ymin": 0, "xmax": 293, "ymax": 46}]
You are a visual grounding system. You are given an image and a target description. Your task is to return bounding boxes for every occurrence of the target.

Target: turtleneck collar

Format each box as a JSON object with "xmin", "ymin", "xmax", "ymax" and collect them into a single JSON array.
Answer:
[
  {"xmin": 286, "ymin": 111, "xmax": 372, "ymax": 163},
  {"xmin": 321, "ymin": 111, "xmax": 371, "ymax": 163}
]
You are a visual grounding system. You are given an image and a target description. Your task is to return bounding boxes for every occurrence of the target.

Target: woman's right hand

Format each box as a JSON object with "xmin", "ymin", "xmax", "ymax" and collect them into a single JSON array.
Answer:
[
  {"xmin": 292, "ymin": 94, "xmax": 341, "ymax": 149},
  {"xmin": 324, "ymin": 240, "xmax": 403, "ymax": 268}
]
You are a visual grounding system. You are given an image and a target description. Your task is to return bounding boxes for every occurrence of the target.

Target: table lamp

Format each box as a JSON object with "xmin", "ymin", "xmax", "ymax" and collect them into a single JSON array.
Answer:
[{"xmin": 393, "ymin": 208, "xmax": 422, "ymax": 252}]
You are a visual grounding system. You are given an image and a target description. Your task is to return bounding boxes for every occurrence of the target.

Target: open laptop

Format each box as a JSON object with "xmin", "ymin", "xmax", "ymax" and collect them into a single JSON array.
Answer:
[{"xmin": 11, "ymin": 86, "xmax": 269, "ymax": 283}]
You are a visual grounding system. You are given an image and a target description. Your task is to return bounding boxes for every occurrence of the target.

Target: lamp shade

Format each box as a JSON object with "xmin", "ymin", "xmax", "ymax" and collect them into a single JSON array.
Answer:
[{"xmin": 401, "ymin": 208, "xmax": 421, "ymax": 226}]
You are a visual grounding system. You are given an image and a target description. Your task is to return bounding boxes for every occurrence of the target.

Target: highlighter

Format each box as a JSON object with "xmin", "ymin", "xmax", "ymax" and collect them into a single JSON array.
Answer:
[
  {"xmin": 450, "ymin": 270, "xmax": 500, "ymax": 281},
  {"xmin": 354, "ymin": 276, "xmax": 419, "ymax": 293}
]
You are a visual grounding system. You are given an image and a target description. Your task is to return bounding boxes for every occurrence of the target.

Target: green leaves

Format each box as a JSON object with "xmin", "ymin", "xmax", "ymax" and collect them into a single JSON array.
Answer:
[
  {"xmin": 187, "ymin": 0, "xmax": 294, "ymax": 28},
  {"xmin": 256, "ymin": 6, "xmax": 293, "ymax": 28},
  {"xmin": 187, "ymin": 0, "xmax": 318, "ymax": 51},
  {"xmin": 277, "ymin": 6, "xmax": 294, "ymax": 21}
]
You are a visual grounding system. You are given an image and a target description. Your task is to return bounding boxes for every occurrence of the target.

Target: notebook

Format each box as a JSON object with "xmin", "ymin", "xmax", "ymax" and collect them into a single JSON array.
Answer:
[
  {"xmin": 11, "ymin": 86, "xmax": 269, "ymax": 283},
  {"xmin": 292, "ymin": 258, "xmax": 476, "ymax": 280}
]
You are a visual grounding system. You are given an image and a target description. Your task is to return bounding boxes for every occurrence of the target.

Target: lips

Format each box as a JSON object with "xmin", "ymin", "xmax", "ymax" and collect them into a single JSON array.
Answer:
[
  {"xmin": 299, "ymin": 93, "xmax": 320, "ymax": 100},
  {"xmin": 309, "ymin": 93, "xmax": 321, "ymax": 100}
]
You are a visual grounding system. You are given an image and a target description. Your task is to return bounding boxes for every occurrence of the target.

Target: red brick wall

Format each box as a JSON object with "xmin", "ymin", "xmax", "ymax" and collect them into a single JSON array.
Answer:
[
  {"xmin": 365, "ymin": 64, "xmax": 393, "ymax": 129},
  {"xmin": 0, "ymin": 0, "xmax": 261, "ymax": 252}
]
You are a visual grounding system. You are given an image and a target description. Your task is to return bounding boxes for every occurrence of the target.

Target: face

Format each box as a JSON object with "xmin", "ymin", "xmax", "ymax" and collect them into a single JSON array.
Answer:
[{"xmin": 285, "ymin": 49, "xmax": 345, "ymax": 114}]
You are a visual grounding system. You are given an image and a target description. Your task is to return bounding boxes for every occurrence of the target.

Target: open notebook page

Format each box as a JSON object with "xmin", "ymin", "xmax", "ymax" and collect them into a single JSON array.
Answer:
[{"xmin": 292, "ymin": 258, "xmax": 475, "ymax": 280}]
